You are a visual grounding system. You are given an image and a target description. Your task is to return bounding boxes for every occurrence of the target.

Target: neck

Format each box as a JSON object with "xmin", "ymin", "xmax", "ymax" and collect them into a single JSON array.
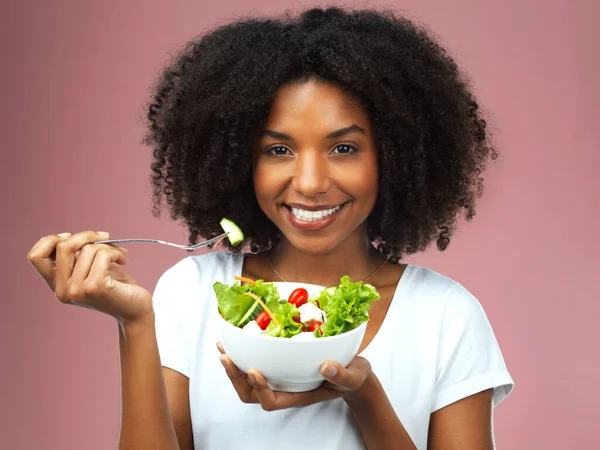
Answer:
[{"xmin": 269, "ymin": 228, "xmax": 385, "ymax": 286}]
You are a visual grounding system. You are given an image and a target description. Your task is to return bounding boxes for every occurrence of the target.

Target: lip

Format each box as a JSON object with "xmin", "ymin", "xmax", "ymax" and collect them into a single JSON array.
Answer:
[{"xmin": 283, "ymin": 202, "xmax": 347, "ymax": 231}]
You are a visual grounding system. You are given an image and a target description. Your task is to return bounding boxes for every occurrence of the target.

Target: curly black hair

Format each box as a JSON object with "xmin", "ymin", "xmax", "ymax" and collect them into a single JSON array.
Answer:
[{"xmin": 145, "ymin": 7, "xmax": 497, "ymax": 263}]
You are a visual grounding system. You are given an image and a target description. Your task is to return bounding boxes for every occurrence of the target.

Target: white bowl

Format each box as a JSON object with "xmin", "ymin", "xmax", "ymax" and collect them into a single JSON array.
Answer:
[{"xmin": 218, "ymin": 281, "xmax": 367, "ymax": 392}]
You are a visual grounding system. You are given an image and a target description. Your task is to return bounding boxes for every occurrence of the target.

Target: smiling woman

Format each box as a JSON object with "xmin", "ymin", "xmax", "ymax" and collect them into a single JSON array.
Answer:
[
  {"xmin": 27, "ymin": 6, "xmax": 513, "ymax": 450},
  {"xmin": 253, "ymin": 80, "xmax": 379, "ymax": 255}
]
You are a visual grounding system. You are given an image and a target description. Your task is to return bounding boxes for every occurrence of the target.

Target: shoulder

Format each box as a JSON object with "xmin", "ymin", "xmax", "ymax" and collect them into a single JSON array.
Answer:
[
  {"xmin": 156, "ymin": 251, "xmax": 242, "ymax": 288},
  {"xmin": 403, "ymin": 264, "xmax": 457, "ymax": 294},
  {"xmin": 399, "ymin": 265, "xmax": 494, "ymax": 341},
  {"xmin": 403, "ymin": 265, "xmax": 504, "ymax": 364},
  {"xmin": 400, "ymin": 264, "xmax": 462, "ymax": 311},
  {"xmin": 152, "ymin": 251, "xmax": 243, "ymax": 317},
  {"xmin": 403, "ymin": 265, "xmax": 482, "ymax": 309}
]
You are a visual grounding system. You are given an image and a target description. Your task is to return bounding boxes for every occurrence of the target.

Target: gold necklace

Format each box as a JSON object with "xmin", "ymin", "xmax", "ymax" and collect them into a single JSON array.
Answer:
[{"xmin": 267, "ymin": 254, "xmax": 387, "ymax": 284}]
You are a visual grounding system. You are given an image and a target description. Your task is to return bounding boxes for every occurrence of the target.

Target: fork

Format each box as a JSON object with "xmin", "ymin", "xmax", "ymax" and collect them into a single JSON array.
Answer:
[{"xmin": 94, "ymin": 232, "xmax": 229, "ymax": 251}]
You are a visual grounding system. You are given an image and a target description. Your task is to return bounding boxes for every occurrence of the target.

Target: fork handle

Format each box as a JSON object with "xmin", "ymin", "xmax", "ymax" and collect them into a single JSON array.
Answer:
[{"xmin": 94, "ymin": 239, "xmax": 167, "ymax": 245}]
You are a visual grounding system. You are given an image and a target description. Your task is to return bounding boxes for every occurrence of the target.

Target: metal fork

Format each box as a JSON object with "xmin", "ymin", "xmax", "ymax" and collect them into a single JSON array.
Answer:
[{"xmin": 94, "ymin": 232, "xmax": 229, "ymax": 251}]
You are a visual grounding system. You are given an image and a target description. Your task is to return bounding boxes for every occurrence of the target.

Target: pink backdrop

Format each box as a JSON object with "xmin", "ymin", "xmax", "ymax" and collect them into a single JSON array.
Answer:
[{"xmin": 2, "ymin": 0, "xmax": 598, "ymax": 448}]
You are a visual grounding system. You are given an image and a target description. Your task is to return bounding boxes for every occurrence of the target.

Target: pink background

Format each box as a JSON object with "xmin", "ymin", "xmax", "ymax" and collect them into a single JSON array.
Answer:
[{"xmin": 2, "ymin": 0, "xmax": 598, "ymax": 448}]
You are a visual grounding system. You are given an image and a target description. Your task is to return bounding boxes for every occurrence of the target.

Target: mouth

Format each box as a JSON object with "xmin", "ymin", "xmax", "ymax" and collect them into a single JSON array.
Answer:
[{"xmin": 282, "ymin": 202, "xmax": 347, "ymax": 231}]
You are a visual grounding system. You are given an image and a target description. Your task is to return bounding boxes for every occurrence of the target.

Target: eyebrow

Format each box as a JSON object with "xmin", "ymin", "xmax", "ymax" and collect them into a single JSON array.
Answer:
[{"xmin": 262, "ymin": 125, "xmax": 366, "ymax": 141}]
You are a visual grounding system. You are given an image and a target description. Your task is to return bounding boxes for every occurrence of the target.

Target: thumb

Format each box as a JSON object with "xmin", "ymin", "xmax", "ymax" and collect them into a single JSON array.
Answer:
[{"xmin": 320, "ymin": 357, "xmax": 372, "ymax": 391}]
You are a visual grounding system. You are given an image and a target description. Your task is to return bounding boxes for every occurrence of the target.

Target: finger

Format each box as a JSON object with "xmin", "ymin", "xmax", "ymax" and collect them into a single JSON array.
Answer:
[
  {"xmin": 74, "ymin": 245, "xmax": 126, "ymax": 261},
  {"xmin": 71, "ymin": 244, "xmax": 128, "ymax": 285},
  {"xmin": 219, "ymin": 355, "xmax": 255, "ymax": 403},
  {"xmin": 246, "ymin": 369, "xmax": 278, "ymax": 409},
  {"xmin": 248, "ymin": 370, "xmax": 339, "ymax": 411},
  {"xmin": 320, "ymin": 357, "xmax": 372, "ymax": 391},
  {"xmin": 86, "ymin": 249, "xmax": 132, "ymax": 301},
  {"xmin": 54, "ymin": 231, "xmax": 110, "ymax": 295},
  {"xmin": 216, "ymin": 341, "xmax": 225, "ymax": 354},
  {"xmin": 27, "ymin": 233, "xmax": 71, "ymax": 290}
]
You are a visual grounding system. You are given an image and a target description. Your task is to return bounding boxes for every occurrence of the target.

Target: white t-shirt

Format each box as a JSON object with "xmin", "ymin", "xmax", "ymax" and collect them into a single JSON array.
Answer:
[{"xmin": 153, "ymin": 252, "xmax": 513, "ymax": 450}]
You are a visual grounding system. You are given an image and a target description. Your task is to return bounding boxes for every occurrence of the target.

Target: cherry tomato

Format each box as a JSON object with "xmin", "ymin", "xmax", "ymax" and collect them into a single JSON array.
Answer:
[
  {"xmin": 255, "ymin": 311, "xmax": 271, "ymax": 330},
  {"xmin": 308, "ymin": 320, "xmax": 323, "ymax": 333},
  {"xmin": 288, "ymin": 288, "xmax": 308, "ymax": 308},
  {"xmin": 292, "ymin": 315, "xmax": 301, "ymax": 324}
]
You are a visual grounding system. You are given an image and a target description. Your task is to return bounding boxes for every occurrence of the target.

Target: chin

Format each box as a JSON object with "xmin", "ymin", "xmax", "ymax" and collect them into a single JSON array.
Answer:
[{"xmin": 281, "ymin": 231, "xmax": 347, "ymax": 255}]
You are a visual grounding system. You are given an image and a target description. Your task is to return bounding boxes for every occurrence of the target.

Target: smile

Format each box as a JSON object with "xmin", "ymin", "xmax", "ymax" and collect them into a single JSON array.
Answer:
[
  {"xmin": 282, "ymin": 202, "xmax": 347, "ymax": 232},
  {"xmin": 289, "ymin": 205, "xmax": 341, "ymax": 222}
]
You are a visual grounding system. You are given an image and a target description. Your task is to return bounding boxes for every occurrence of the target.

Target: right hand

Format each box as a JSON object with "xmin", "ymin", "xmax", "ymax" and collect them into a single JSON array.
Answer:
[{"xmin": 27, "ymin": 230, "xmax": 153, "ymax": 326}]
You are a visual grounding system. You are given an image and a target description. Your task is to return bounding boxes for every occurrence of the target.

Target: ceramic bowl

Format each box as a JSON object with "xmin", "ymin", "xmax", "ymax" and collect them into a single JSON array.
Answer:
[{"xmin": 218, "ymin": 281, "xmax": 367, "ymax": 392}]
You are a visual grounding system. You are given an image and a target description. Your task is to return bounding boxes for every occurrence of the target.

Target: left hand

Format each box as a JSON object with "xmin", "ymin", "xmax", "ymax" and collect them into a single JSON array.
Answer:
[{"xmin": 217, "ymin": 341, "xmax": 372, "ymax": 411}]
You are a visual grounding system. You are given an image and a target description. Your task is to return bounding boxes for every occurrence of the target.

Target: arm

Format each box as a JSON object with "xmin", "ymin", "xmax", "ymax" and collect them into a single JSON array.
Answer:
[
  {"xmin": 344, "ymin": 373, "xmax": 417, "ymax": 450},
  {"xmin": 427, "ymin": 389, "xmax": 494, "ymax": 450},
  {"xmin": 346, "ymin": 375, "xmax": 494, "ymax": 450},
  {"xmin": 26, "ymin": 231, "xmax": 194, "ymax": 450},
  {"xmin": 163, "ymin": 368, "xmax": 194, "ymax": 450},
  {"xmin": 118, "ymin": 314, "xmax": 193, "ymax": 450}
]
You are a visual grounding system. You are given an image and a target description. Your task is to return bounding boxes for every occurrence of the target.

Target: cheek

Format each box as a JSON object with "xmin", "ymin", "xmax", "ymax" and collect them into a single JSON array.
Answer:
[
  {"xmin": 252, "ymin": 167, "xmax": 267, "ymax": 202},
  {"xmin": 348, "ymin": 157, "xmax": 379, "ymax": 202},
  {"xmin": 253, "ymin": 162, "xmax": 282, "ymax": 205}
]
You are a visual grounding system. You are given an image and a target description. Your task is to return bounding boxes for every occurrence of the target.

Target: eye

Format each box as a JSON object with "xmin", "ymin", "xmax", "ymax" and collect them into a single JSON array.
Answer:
[
  {"xmin": 266, "ymin": 146, "xmax": 292, "ymax": 156},
  {"xmin": 331, "ymin": 144, "xmax": 357, "ymax": 155}
]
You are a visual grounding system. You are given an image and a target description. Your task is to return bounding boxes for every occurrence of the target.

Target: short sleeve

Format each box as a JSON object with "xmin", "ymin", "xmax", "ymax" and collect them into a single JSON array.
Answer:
[
  {"xmin": 152, "ymin": 259, "xmax": 194, "ymax": 378},
  {"xmin": 432, "ymin": 283, "xmax": 514, "ymax": 412}
]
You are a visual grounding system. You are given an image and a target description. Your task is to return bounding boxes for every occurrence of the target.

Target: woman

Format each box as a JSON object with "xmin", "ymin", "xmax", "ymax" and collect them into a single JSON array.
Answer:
[{"xmin": 27, "ymin": 7, "xmax": 513, "ymax": 450}]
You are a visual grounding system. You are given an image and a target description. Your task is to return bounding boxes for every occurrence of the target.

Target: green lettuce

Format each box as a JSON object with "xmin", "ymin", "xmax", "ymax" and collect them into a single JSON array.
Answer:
[
  {"xmin": 311, "ymin": 276, "xmax": 380, "ymax": 337},
  {"xmin": 214, "ymin": 275, "xmax": 380, "ymax": 339},
  {"xmin": 264, "ymin": 301, "xmax": 304, "ymax": 338},
  {"xmin": 213, "ymin": 280, "xmax": 281, "ymax": 327}
]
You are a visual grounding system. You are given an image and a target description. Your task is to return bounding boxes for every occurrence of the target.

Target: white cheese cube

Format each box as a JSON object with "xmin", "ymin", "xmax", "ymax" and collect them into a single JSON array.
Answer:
[{"xmin": 298, "ymin": 302, "xmax": 323, "ymax": 324}]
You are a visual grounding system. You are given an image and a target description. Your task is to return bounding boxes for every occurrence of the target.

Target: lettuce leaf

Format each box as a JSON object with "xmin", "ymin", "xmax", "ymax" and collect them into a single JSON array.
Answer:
[
  {"xmin": 312, "ymin": 276, "xmax": 380, "ymax": 337},
  {"xmin": 213, "ymin": 280, "xmax": 281, "ymax": 327},
  {"xmin": 263, "ymin": 301, "xmax": 304, "ymax": 338},
  {"xmin": 248, "ymin": 279, "xmax": 281, "ymax": 312}
]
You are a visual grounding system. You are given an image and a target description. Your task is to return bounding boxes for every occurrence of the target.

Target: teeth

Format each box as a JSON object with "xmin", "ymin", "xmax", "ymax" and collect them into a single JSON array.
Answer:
[{"xmin": 290, "ymin": 205, "xmax": 341, "ymax": 222}]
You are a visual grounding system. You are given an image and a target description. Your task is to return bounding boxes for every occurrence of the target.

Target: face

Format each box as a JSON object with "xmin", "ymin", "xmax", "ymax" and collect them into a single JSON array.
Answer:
[{"xmin": 253, "ymin": 79, "xmax": 379, "ymax": 254}]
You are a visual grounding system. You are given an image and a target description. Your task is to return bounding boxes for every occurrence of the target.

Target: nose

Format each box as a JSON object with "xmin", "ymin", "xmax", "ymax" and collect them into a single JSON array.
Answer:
[{"xmin": 291, "ymin": 150, "xmax": 332, "ymax": 196}]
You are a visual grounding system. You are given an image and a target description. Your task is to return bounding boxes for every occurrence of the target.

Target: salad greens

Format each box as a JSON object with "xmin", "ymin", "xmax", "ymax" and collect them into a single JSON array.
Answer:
[
  {"xmin": 213, "ymin": 276, "xmax": 380, "ymax": 338},
  {"xmin": 310, "ymin": 276, "xmax": 380, "ymax": 337},
  {"xmin": 263, "ymin": 301, "xmax": 304, "ymax": 338},
  {"xmin": 213, "ymin": 279, "xmax": 280, "ymax": 327}
]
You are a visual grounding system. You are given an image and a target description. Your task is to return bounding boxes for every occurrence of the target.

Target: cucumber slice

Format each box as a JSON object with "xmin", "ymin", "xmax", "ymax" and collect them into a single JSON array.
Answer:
[
  {"xmin": 237, "ymin": 299, "xmax": 263, "ymax": 327},
  {"xmin": 220, "ymin": 218, "xmax": 244, "ymax": 246}
]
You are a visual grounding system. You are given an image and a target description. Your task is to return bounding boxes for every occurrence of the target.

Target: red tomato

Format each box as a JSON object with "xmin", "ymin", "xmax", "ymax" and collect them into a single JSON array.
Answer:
[
  {"xmin": 308, "ymin": 321, "xmax": 323, "ymax": 333},
  {"xmin": 288, "ymin": 288, "xmax": 308, "ymax": 307},
  {"xmin": 255, "ymin": 311, "xmax": 271, "ymax": 330},
  {"xmin": 292, "ymin": 315, "xmax": 301, "ymax": 323}
]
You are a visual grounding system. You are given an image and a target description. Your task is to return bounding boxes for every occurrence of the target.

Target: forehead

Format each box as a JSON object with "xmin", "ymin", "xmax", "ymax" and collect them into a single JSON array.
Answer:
[{"xmin": 264, "ymin": 79, "xmax": 370, "ymax": 133}]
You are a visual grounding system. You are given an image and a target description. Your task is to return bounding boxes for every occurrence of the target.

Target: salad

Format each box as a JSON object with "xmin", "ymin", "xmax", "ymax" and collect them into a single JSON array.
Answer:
[{"xmin": 213, "ymin": 276, "xmax": 380, "ymax": 339}]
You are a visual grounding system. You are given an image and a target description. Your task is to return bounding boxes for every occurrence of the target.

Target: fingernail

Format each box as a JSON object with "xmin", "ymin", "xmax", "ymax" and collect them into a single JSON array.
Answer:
[
  {"xmin": 247, "ymin": 372, "xmax": 256, "ymax": 385},
  {"xmin": 322, "ymin": 363, "xmax": 337, "ymax": 378},
  {"xmin": 58, "ymin": 233, "xmax": 71, "ymax": 238},
  {"xmin": 97, "ymin": 231, "xmax": 109, "ymax": 238},
  {"xmin": 219, "ymin": 355, "xmax": 228, "ymax": 368}
]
